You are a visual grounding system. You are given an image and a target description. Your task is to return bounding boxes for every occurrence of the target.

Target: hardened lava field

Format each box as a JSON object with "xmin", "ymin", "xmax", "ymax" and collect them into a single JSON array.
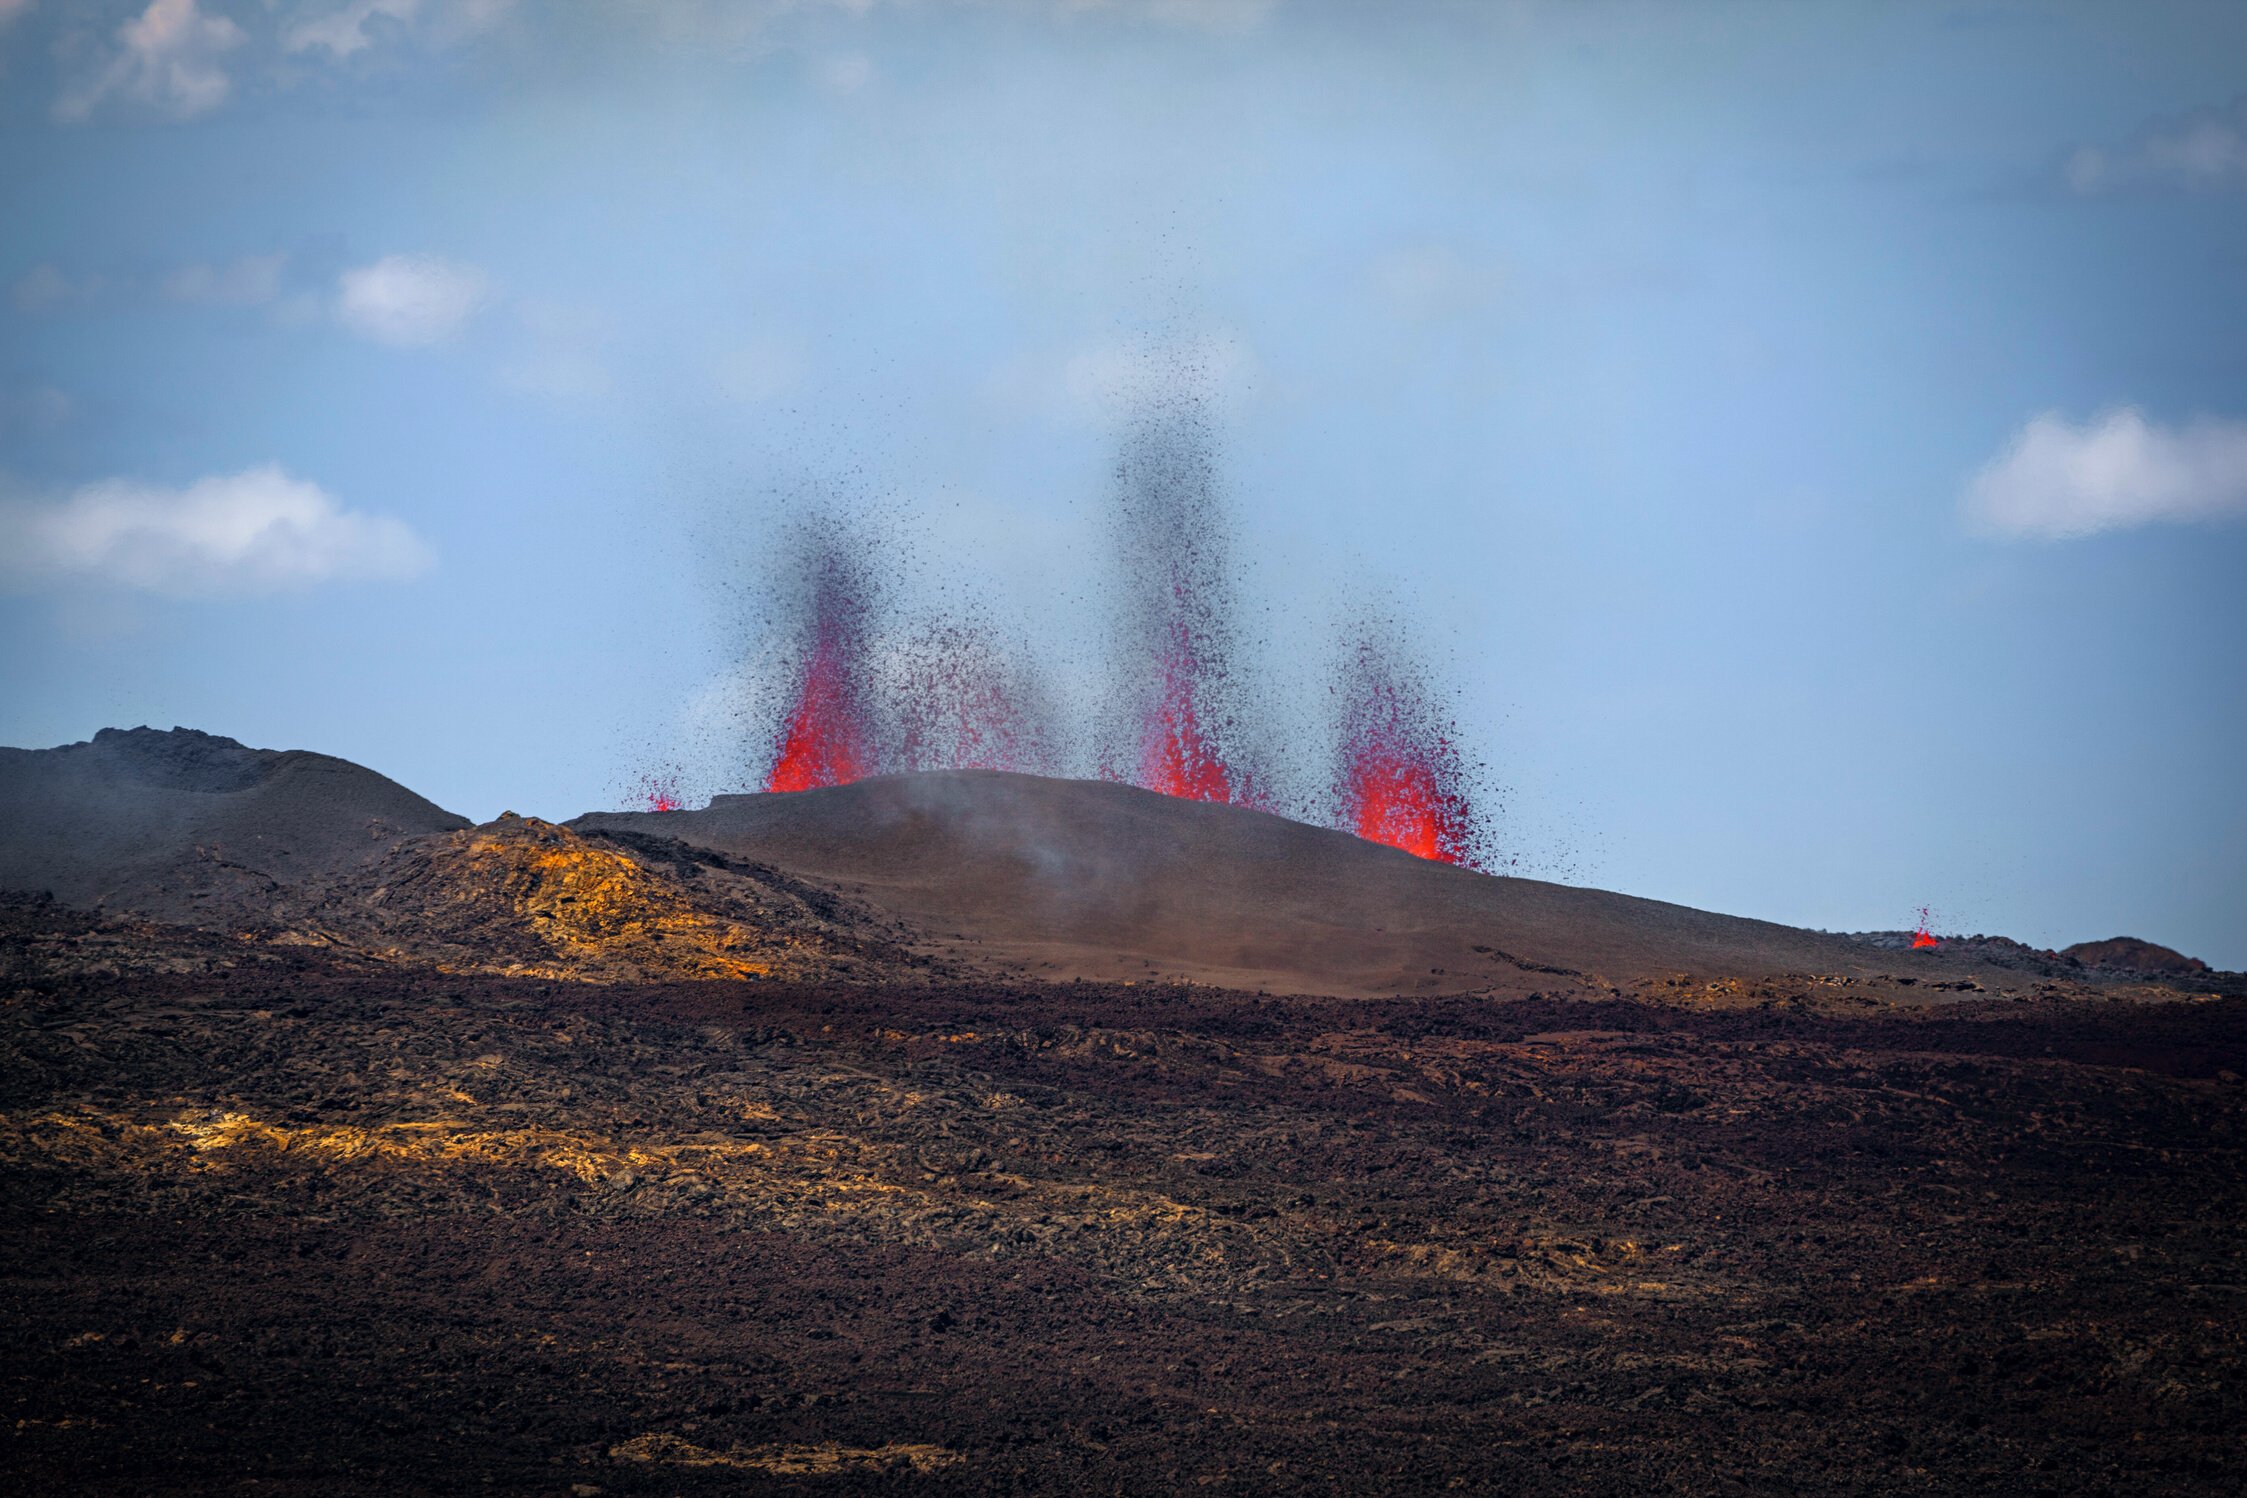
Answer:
[{"xmin": 4, "ymin": 904, "xmax": 2243, "ymax": 1496}]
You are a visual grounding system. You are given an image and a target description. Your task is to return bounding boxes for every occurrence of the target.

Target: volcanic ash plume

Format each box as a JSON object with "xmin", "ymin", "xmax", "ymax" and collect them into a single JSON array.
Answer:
[
  {"xmin": 763, "ymin": 526, "xmax": 879, "ymax": 793},
  {"xmin": 1333, "ymin": 627, "xmax": 1478, "ymax": 866},
  {"xmin": 1107, "ymin": 387, "xmax": 1257, "ymax": 804}
]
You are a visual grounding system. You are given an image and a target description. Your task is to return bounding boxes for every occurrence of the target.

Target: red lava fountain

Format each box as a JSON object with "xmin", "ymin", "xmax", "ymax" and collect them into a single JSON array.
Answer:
[
  {"xmin": 1107, "ymin": 379, "xmax": 1253, "ymax": 807},
  {"xmin": 699, "ymin": 367, "xmax": 1490, "ymax": 862},
  {"xmin": 765, "ymin": 540, "xmax": 876, "ymax": 794},
  {"xmin": 1138, "ymin": 617, "xmax": 1232, "ymax": 802},
  {"xmin": 768, "ymin": 642, "xmax": 869, "ymax": 792},
  {"xmin": 1912, "ymin": 906, "xmax": 1941, "ymax": 949},
  {"xmin": 635, "ymin": 774, "xmax": 685, "ymax": 813},
  {"xmin": 1336, "ymin": 635, "xmax": 1475, "ymax": 865}
]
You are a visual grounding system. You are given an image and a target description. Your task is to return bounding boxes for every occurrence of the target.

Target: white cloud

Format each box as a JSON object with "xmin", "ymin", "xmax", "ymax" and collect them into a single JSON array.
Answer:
[
  {"xmin": 54, "ymin": 0, "xmax": 245, "ymax": 123},
  {"xmin": 1057, "ymin": 0, "xmax": 1280, "ymax": 33},
  {"xmin": 2066, "ymin": 98, "xmax": 2247, "ymax": 195},
  {"xmin": 606, "ymin": 0, "xmax": 1274, "ymax": 50},
  {"xmin": 284, "ymin": 0, "xmax": 422, "ymax": 57},
  {"xmin": 0, "ymin": 465, "xmax": 434, "ymax": 597},
  {"xmin": 1963, "ymin": 408, "xmax": 2247, "ymax": 540},
  {"xmin": 10, "ymin": 262, "xmax": 102, "ymax": 314},
  {"xmin": 163, "ymin": 253, "xmax": 286, "ymax": 306},
  {"xmin": 336, "ymin": 254, "xmax": 491, "ymax": 346},
  {"xmin": 816, "ymin": 51, "xmax": 873, "ymax": 94}
]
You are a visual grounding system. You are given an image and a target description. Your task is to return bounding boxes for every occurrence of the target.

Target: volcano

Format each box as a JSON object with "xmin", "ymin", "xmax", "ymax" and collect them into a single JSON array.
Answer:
[
  {"xmin": 0, "ymin": 726, "xmax": 468, "ymax": 930},
  {"xmin": 574, "ymin": 770, "xmax": 2038, "ymax": 998},
  {"xmin": 0, "ymin": 729, "xmax": 2190, "ymax": 999},
  {"xmin": 3, "ymin": 726, "xmax": 2242, "ymax": 1496}
]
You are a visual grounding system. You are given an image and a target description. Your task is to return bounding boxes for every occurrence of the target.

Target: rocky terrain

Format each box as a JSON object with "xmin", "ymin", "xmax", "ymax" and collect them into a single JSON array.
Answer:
[
  {"xmin": 3, "ymin": 729, "xmax": 2241, "ymax": 1493},
  {"xmin": 3, "ymin": 909, "xmax": 2243, "ymax": 1494}
]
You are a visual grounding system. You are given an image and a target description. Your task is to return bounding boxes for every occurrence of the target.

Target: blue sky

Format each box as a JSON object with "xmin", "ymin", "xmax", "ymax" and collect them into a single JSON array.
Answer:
[{"xmin": 2, "ymin": 0, "xmax": 2243, "ymax": 966}]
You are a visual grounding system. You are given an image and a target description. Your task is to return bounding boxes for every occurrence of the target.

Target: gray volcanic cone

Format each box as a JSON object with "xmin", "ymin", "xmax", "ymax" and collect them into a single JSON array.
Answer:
[{"xmin": 0, "ymin": 726, "xmax": 469, "ymax": 929}]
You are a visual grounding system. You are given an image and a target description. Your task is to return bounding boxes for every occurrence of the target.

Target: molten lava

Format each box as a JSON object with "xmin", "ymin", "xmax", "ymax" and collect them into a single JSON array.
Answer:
[
  {"xmin": 768, "ymin": 639, "xmax": 870, "ymax": 793},
  {"xmin": 1335, "ymin": 636, "xmax": 1475, "ymax": 865},
  {"xmin": 1137, "ymin": 619, "xmax": 1232, "ymax": 802},
  {"xmin": 637, "ymin": 775, "xmax": 684, "ymax": 813},
  {"xmin": 1348, "ymin": 741, "xmax": 1463, "ymax": 863},
  {"xmin": 1911, "ymin": 906, "xmax": 1941, "ymax": 949},
  {"xmin": 765, "ymin": 537, "xmax": 877, "ymax": 794}
]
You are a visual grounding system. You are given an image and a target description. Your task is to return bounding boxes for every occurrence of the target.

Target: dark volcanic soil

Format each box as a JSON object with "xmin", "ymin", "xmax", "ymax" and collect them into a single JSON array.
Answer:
[{"xmin": 4, "ymin": 908, "xmax": 2242, "ymax": 1494}]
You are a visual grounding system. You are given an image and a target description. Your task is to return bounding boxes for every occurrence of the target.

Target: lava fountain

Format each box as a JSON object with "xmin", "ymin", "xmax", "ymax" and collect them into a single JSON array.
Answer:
[
  {"xmin": 1911, "ymin": 906, "xmax": 1941, "ymax": 949},
  {"xmin": 1138, "ymin": 612, "xmax": 1232, "ymax": 801},
  {"xmin": 1333, "ymin": 630, "xmax": 1476, "ymax": 865},
  {"xmin": 765, "ymin": 530, "xmax": 877, "ymax": 793},
  {"xmin": 1107, "ymin": 378, "xmax": 1254, "ymax": 804}
]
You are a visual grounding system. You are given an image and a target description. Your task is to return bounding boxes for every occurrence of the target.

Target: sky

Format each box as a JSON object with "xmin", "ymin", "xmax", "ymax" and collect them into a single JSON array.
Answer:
[{"xmin": 1, "ymin": 0, "xmax": 2243, "ymax": 966}]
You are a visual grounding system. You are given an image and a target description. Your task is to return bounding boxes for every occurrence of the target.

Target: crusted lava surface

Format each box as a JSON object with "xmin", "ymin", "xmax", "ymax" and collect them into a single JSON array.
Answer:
[{"xmin": 4, "ymin": 903, "xmax": 2243, "ymax": 1494}]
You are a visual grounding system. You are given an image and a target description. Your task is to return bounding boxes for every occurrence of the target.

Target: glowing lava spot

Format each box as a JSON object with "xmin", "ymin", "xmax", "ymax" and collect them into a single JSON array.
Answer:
[
  {"xmin": 1911, "ymin": 907, "xmax": 1941, "ymax": 949},
  {"xmin": 1334, "ymin": 633, "xmax": 1475, "ymax": 865},
  {"xmin": 765, "ymin": 538, "xmax": 876, "ymax": 794},
  {"xmin": 636, "ymin": 774, "xmax": 685, "ymax": 813},
  {"xmin": 768, "ymin": 642, "xmax": 869, "ymax": 791}
]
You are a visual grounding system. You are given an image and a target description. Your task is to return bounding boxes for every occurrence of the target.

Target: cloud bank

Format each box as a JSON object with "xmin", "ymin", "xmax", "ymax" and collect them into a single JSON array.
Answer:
[
  {"xmin": 10, "ymin": 262, "xmax": 103, "ymax": 314},
  {"xmin": 1964, "ymin": 408, "xmax": 2247, "ymax": 539},
  {"xmin": 54, "ymin": 0, "xmax": 246, "ymax": 122},
  {"xmin": 2066, "ymin": 97, "xmax": 2247, "ymax": 194},
  {"xmin": 336, "ymin": 254, "xmax": 490, "ymax": 346},
  {"xmin": 0, "ymin": 465, "xmax": 434, "ymax": 596}
]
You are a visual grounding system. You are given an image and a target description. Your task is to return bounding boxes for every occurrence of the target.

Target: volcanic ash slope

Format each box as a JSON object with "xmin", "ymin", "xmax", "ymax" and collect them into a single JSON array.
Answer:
[{"xmin": 574, "ymin": 770, "xmax": 2051, "ymax": 999}]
